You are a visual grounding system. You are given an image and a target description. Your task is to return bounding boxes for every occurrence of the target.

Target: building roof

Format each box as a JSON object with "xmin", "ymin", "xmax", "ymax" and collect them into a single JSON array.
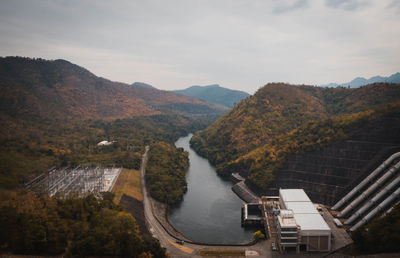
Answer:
[
  {"xmin": 97, "ymin": 140, "xmax": 114, "ymax": 146},
  {"xmin": 277, "ymin": 209, "xmax": 297, "ymax": 228},
  {"xmin": 294, "ymin": 213, "xmax": 331, "ymax": 232},
  {"xmin": 280, "ymin": 189, "xmax": 311, "ymax": 202},
  {"xmin": 279, "ymin": 189, "xmax": 331, "ymax": 234},
  {"xmin": 285, "ymin": 201, "xmax": 319, "ymax": 214},
  {"xmin": 280, "ymin": 209, "xmax": 295, "ymax": 218}
]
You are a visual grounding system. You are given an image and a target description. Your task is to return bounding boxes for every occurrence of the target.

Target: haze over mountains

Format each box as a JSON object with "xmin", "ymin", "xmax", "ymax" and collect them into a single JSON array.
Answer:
[
  {"xmin": 0, "ymin": 57, "xmax": 227, "ymax": 122},
  {"xmin": 320, "ymin": 72, "xmax": 400, "ymax": 88},
  {"xmin": 172, "ymin": 84, "xmax": 250, "ymax": 108},
  {"xmin": 0, "ymin": 56, "xmax": 227, "ymax": 188}
]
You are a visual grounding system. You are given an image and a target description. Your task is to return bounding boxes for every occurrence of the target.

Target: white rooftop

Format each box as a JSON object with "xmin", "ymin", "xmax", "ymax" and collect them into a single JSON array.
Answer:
[
  {"xmin": 280, "ymin": 209, "xmax": 294, "ymax": 218},
  {"xmin": 294, "ymin": 213, "xmax": 331, "ymax": 233},
  {"xmin": 285, "ymin": 201, "xmax": 319, "ymax": 214},
  {"xmin": 280, "ymin": 189, "xmax": 331, "ymax": 234},
  {"xmin": 97, "ymin": 140, "xmax": 115, "ymax": 146},
  {"xmin": 278, "ymin": 217, "xmax": 298, "ymax": 228},
  {"xmin": 280, "ymin": 189, "xmax": 311, "ymax": 202}
]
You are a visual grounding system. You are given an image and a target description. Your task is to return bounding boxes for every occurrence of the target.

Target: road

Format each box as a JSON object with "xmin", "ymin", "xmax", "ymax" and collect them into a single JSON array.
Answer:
[
  {"xmin": 140, "ymin": 146, "xmax": 268, "ymax": 257},
  {"xmin": 140, "ymin": 146, "xmax": 197, "ymax": 257}
]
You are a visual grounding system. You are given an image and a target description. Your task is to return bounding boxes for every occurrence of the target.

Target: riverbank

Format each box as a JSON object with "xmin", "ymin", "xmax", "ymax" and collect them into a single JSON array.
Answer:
[
  {"xmin": 170, "ymin": 134, "xmax": 255, "ymax": 244},
  {"xmin": 152, "ymin": 198, "xmax": 192, "ymax": 241}
]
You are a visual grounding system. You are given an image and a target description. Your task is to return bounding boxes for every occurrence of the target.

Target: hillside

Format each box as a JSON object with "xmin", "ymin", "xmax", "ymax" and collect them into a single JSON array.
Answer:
[
  {"xmin": 131, "ymin": 82, "xmax": 157, "ymax": 89},
  {"xmin": 0, "ymin": 57, "xmax": 226, "ymax": 189},
  {"xmin": 0, "ymin": 57, "xmax": 227, "ymax": 122},
  {"xmin": 320, "ymin": 72, "xmax": 400, "ymax": 88},
  {"xmin": 172, "ymin": 84, "xmax": 250, "ymax": 108},
  {"xmin": 191, "ymin": 83, "xmax": 400, "ymax": 194}
]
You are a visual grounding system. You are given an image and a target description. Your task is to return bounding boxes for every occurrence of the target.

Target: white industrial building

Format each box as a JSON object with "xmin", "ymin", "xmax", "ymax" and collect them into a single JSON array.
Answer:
[{"xmin": 277, "ymin": 189, "xmax": 331, "ymax": 252}]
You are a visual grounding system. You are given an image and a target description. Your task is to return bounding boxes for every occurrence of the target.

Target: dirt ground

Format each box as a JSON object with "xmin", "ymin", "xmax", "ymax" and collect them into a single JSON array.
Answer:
[{"xmin": 112, "ymin": 168, "xmax": 142, "ymax": 203}]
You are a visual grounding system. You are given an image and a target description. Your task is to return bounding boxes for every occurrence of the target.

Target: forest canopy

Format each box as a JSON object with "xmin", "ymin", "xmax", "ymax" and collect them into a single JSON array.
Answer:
[
  {"xmin": 146, "ymin": 142, "xmax": 189, "ymax": 205},
  {"xmin": 0, "ymin": 191, "xmax": 166, "ymax": 257}
]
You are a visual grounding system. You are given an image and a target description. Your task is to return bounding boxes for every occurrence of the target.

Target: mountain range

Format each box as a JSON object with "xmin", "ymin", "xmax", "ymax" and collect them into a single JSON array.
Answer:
[
  {"xmin": 191, "ymin": 82, "xmax": 400, "ymax": 190},
  {"xmin": 0, "ymin": 57, "xmax": 227, "ymax": 122},
  {"xmin": 131, "ymin": 82, "xmax": 157, "ymax": 89},
  {"xmin": 0, "ymin": 56, "xmax": 227, "ymax": 188},
  {"xmin": 172, "ymin": 84, "xmax": 250, "ymax": 108},
  {"xmin": 320, "ymin": 72, "xmax": 400, "ymax": 88}
]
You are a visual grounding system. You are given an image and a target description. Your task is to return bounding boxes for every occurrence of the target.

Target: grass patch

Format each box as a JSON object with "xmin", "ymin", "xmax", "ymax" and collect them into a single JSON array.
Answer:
[
  {"xmin": 112, "ymin": 168, "xmax": 142, "ymax": 203},
  {"xmin": 198, "ymin": 249, "xmax": 245, "ymax": 257}
]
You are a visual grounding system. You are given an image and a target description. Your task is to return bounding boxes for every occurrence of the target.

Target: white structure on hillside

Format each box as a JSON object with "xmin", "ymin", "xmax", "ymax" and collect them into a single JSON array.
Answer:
[
  {"xmin": 97, "ymin": 140, "xmax": 115, "ymax": 146},
  {"xmin": 277, "ymin": 189, "xmax": 331, "ymax": 252}
]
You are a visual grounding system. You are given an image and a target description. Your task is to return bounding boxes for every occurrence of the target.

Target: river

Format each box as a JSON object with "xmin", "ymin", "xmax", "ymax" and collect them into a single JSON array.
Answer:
[{"xmin": 169, "ymin": 134, "xmax": 254, "ymax": 244}]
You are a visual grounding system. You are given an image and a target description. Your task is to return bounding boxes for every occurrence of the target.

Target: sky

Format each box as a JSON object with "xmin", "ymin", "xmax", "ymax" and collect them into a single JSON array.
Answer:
[{"xmin": 0, "ymin": 0, "xmax": 399, "ymax": 93}]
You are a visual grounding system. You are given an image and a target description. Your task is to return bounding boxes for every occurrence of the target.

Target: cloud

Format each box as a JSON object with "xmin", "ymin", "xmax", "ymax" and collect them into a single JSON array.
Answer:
[
  {"xmin": 325, "ymin": 0, "xmax": 370, "ymax": 11},
  {"xmin": 273, "ymin": 0, "xmax": 309, "ymax": 13},
  {"xmin": 388, "ymin": 0, "xmax": 400, "ymax": 12},
  {"xmin": 0, "ymin": 0, "xmax": 399, "ymax": 92}
]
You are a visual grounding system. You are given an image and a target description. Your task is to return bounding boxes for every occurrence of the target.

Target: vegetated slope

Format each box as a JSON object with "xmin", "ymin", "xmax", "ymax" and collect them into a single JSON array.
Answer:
[
  {"xmin": 0, "ymin": 57, "xmax": 226, "ymax": 121},
  {"xmin": 0, "ymin": 57, "xmax": 225, "ymax": 189},
  {"xmin": 232, "ymin": 106, "xmax": 400, "ymax": 203},
  {"xmin": 191, "ymin": 83, "xmax": 400, "ymax": 192},
  {"xmin": 0, "ymin": 191, "xmax": 166, "ymax": 257},
  {"xmin": 351, "ymin": 203, "xmax": 400, "ymax": 254},
  {"xmin": 146, "ymin": 142, "xmax": 189, "ymax": 205},
  {"xmin": 173, "ymin": 84, "xmax": 250, "ymax": 108},
  {"xmin": 320, "ymin": 72, "xmax": 400, "ymax": 88}
]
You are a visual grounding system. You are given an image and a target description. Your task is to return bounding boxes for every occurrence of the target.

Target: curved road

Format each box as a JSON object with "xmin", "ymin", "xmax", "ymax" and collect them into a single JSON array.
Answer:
[{"xmin": 140, "ymin": 146, "xmax": 268, "ymax": 257}]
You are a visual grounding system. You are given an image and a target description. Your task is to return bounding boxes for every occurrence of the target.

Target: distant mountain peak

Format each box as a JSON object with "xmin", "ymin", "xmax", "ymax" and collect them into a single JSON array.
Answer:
[
  {"xmin": 172, "ymin": 84, "xmax": 250, "ymax": 108},
  {"xmin": 0, "ymin": 56, "xmax": 227, "ymax": 121},
  {"xmin": 131, "ymin": 82, "xmax": 156, "ymax": 89},
  {"xmin": 320, "ymin": 72, "xmax": 400, "ymax": 88}
]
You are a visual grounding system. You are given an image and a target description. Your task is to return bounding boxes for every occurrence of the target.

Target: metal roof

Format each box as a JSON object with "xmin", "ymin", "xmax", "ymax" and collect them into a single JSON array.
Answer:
[
  {"xmin": 285, "ymin": 201, "xmax": 319, "ymax": 214},
  {"xmin": 294, "ymin": 213, "xmax": 331, "ymax": 232},
  {"xmin": 280, "ymin": 189, "xmax": 311, "ymax": 202},
  {"xmin": 280, "ymin": 189, "xmax": 331, "ymax": 234}
]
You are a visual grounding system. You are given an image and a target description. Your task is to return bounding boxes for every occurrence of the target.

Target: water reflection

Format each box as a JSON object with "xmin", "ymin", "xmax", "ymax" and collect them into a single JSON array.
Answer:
[{"xmin": 169, "ymin": 134, "xmax": 254, "ymax": 244}]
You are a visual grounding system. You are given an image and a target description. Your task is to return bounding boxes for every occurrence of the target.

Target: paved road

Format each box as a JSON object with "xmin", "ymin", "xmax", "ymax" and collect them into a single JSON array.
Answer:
[
  {"xmin": 140, "ymin": 146, "xmax": 197, "ymax": 257},
  {"xmin": 140, "ymin": 146, "xmax": 268, "ymax": 257}
]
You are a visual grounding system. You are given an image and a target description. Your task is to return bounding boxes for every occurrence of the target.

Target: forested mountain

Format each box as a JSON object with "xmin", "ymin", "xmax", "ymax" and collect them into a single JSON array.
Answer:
[
  {"xmin": 0, "ymin": 57, "xmax": 226, "ymax": 189},
  {"xmin": 131, "ymin": 81, "xmax": 157, "ymax": 89},
  {"xmin": 0, "ymin": 57, "xmax": 227, "ymax": 122},
  {"xmin": 320, "ymin": 72, "xmax": 400, "ymax": 88},
  {"xmin": 172, "ymin": 84, "xmax": 250, "ymax": 108},
  {"xmin": 191, "ymin": 83, "xmax": 400, "ymax": 191}
]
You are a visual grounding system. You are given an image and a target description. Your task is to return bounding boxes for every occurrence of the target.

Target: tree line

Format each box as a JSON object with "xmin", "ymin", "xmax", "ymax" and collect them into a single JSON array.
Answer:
[
  {"xmin": 146, "ymin": 142, "xmax": 189, "ymax": 205},
  {"xmin": 0, "ymin": 191, "xmax": 167, "ymax": 257}
]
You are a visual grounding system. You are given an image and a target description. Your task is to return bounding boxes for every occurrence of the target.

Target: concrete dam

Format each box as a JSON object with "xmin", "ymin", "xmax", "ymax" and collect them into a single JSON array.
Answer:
[{"xmin": 265, "ymin": 112, "xmax": 400, "ymax": 206}]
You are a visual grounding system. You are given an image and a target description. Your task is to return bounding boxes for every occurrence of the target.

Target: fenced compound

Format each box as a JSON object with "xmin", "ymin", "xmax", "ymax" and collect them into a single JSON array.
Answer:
[{"xmin": 25, "ymin": 167, "xmax": 122, "ymax": 198}]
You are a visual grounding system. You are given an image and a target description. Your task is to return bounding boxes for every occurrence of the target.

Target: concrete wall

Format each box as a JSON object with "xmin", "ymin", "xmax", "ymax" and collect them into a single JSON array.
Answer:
[
  {"xmin": 301, "ymin": 235, "xmax": 330, "ymax": 252},
  {"xmin": 267, "ymin": 114, "xmax": 400, "ymax": 205}
]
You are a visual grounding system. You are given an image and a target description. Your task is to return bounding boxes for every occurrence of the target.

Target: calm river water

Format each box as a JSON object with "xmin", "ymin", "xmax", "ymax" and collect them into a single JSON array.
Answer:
[{"xmin": 169, "ymin": 134, "xmax": 254, "ymax": 244}]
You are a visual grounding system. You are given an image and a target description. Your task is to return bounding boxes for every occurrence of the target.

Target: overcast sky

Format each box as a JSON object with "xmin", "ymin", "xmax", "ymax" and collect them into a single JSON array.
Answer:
[{"xmin": 0, "ymin": 0, "xmax": 399, "ymax": 93}]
